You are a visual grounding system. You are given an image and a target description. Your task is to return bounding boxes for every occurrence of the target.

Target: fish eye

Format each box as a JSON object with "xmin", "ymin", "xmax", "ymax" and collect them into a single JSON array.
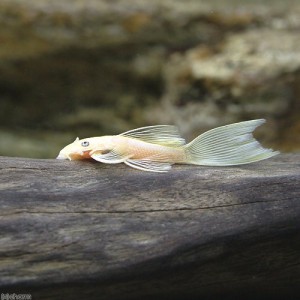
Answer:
[{"xmin": 81, "ymin": 141, "xmax": 90, "ymax": 147}]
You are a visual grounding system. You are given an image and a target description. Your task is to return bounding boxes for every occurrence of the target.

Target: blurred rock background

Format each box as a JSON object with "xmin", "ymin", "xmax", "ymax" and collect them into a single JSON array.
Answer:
[{"xmin": 0, "ymin": 0, "xmax": 299, "ymax": 158}]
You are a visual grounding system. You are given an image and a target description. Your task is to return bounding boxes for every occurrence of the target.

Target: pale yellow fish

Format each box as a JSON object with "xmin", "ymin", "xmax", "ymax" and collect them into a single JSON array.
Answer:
[{"xmin": 56, "ymin": 119, "xmax": 279, "ymax": 172}]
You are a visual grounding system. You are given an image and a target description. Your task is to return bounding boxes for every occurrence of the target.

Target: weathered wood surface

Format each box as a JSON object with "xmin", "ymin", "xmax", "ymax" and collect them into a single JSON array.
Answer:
[{"xmin": 0, "ymin": 154, "xmax": 299, "ymax": 299}]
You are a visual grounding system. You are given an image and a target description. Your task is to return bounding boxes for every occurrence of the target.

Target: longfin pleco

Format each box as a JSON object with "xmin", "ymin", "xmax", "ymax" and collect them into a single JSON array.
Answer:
[{"xmin": 57, "ymin": 119, "xmax": 279, "ymax": 172}]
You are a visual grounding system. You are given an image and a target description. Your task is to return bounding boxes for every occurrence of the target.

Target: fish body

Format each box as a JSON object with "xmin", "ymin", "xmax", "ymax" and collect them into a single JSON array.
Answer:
[
  {"xmin": 57, "ymin": 119, "xmax": 279, "ymax": 172},
  {"xmin": 114, "ymin": 136, "xmax": 187, "ymax": 162}
]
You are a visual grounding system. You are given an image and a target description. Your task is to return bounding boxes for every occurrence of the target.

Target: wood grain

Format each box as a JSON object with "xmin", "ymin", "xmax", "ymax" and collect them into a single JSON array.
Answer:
[{"xmin": 0, "ymin": 154, "xmax": 299, "ymax": 299}]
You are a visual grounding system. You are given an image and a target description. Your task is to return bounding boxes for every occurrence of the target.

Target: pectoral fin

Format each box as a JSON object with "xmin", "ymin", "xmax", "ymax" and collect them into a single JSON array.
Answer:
[
  {"xmin": 124, "ymin": 159, "xmax": 172, "ymax": 172},
  {"xmin": 91, "ymin": 150, "xmax": 128, "ymax": 164}
]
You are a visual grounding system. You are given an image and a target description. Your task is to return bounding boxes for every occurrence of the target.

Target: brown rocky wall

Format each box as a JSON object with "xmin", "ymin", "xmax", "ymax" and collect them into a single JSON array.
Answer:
[{"xmin": 0, "ymin": 0, "xmax": 299, "ymax": 158}]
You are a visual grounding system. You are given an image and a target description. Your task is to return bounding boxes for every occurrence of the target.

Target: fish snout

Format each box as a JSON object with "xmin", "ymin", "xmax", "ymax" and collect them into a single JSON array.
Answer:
[
  {"xmin": 56, "ymin": 152, "xmax": 68, "ymax": 160},
  {"xmin": 56, "ymin": 150, "xmax": 86, "ymax": 160}
]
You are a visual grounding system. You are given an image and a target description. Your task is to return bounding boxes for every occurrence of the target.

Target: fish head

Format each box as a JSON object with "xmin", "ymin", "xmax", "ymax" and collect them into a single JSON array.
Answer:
[{"xmin": 56, "ymin": 137, "xmax": 98, "ymax": 160}]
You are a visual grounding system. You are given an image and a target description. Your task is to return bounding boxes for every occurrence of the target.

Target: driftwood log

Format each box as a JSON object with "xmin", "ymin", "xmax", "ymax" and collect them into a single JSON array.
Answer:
[{"xmin": 0, "ymin": 154, "xmax": 299, "ymax": 299}]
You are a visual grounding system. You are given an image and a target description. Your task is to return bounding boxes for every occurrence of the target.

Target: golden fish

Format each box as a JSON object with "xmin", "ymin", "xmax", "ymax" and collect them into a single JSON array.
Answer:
[{"xmin": 56, "ymin": 119, "xmax": 279, "ymax": 172}]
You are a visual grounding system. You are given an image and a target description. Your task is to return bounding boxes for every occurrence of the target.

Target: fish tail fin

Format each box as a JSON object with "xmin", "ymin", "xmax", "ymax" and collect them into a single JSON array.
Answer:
[{"xmin": 184, "ymin": 119, "xmax": 279, "ymax": 166}]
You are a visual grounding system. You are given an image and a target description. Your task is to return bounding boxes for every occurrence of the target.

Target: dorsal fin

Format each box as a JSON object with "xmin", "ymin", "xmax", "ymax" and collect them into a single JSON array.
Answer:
[{"xmin": 120, "ymin": 125, "xmax": 185, "ymax": 147}]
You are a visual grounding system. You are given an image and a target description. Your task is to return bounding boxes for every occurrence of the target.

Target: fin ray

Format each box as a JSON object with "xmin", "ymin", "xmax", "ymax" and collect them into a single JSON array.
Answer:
[
  {"xmin": 120, "ymin": 125, "xmax": 185, "ymax": 147},
  {"xmin": 185, "ymin": 119, "xmax": 279, "ymax": 166},
  {"xmin": 124, "ymin": 159, "xmax": 172, "ymax": 172},
  {"xmin": 91, "ymin": 150, "xmax": 128, "ymax": 164}
]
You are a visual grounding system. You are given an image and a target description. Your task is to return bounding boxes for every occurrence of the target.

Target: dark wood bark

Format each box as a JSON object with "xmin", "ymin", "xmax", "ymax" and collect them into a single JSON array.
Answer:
[{"xmin": 0, "ymin": 154, "xmax": 300, "ymax": 299}]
